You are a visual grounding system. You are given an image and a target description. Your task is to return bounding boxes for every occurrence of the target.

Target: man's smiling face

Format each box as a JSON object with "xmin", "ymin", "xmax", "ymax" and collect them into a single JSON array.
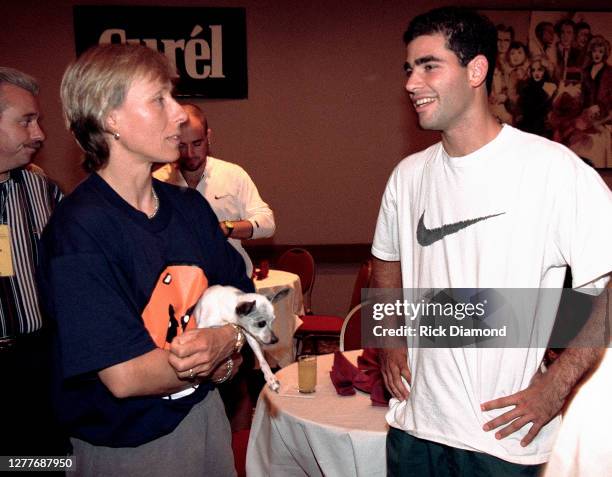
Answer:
[{"xmin": 404, "ymin": 33, "xmax": 473, "ymax": 133}]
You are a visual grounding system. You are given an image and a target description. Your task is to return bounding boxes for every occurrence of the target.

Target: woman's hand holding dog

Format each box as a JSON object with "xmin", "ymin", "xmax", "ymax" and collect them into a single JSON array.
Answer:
[{"xmin": 168, "ymin": 325, "xmax": 240, "ymax": 381}]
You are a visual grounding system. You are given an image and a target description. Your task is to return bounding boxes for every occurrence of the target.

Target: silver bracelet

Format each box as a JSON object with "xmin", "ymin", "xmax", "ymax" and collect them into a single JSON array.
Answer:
[{"xmin": 212, "ymin": 358, "xmax": 234, "ymax": 384}]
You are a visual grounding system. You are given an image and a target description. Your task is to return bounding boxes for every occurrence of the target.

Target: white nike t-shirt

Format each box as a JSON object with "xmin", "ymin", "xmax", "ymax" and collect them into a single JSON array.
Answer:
[{"xmin": 372, "ymin": 125, "xmax": 612, "ymax": 464}]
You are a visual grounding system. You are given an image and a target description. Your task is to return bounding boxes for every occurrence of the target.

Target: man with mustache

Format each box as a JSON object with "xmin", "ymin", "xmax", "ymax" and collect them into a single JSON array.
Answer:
[{"xmin": 0, "ymin": 67, "xmax": 64, "ymax": 455}]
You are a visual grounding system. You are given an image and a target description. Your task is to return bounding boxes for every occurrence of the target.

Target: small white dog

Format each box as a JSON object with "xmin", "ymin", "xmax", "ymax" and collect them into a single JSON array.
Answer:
[{"xmin": 193, "ymin": 285, "xmax": 290, "ymax": 392}]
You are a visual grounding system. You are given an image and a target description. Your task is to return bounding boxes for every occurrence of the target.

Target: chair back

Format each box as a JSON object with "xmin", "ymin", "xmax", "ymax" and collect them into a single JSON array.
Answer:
[
  {"xmin": 340, "ymin": 260, "xmax": 373, "ymax": 351},
  {"xmin": 277, "ymin": 247, "xmax": 315, "ymax": 313},
  {"xmin": 349, "ymin": 259, "xmax": 372, "ymax": 312},
  {"xmin": 340, "ymin": 303, "xmax": 364, "ymax": 351}
]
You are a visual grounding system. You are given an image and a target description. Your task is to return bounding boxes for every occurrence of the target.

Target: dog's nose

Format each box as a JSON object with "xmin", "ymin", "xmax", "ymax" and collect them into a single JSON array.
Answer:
[{"xmin": 270, "ymin": 333, "xmax": 279, "ymax": 345}]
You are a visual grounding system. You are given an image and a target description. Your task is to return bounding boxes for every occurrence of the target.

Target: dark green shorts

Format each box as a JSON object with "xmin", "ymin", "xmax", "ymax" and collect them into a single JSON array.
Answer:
[{"xmin": 386, "ymin": 427, "xmax": 542, "ymax": 477}]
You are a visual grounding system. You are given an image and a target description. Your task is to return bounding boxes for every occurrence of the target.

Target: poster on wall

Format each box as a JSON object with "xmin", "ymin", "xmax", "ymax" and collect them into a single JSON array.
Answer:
[
  {"xmin": 482, "ymin": 10, "xmax": 612, "ymax": 168},
  {"xmin": 73, "ymin": 6, "xmax": 248, "ymax": 99}
]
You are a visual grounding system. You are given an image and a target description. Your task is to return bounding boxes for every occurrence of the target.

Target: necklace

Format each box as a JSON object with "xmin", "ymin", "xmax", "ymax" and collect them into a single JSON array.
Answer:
[{"xmin": 148, "ymin": 188, "xmax": 159, "ymax": 219}]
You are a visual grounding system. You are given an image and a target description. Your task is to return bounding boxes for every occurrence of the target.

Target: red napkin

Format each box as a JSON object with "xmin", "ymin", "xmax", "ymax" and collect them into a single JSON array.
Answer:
[
  {"xmin": 353, "ymin": 349, "xmax": 391, "ymax": 406},
  {"xmin": 254, "ymin": 260, "xmax": 269, "ymax": 280},
  {"xmin": 369, "ymin": 375, "xmax": 390, "ymax": 407},
  {"xmin": 329, "ymin": 351, "xmax": 358, "ymax": 396},
  {"xmin": 353, "ymin": 348, "xmax": 379, "ymax": 393},
  {"xmin": 329, "ymin": 349, "xmax": 391, "ymax": 405}
]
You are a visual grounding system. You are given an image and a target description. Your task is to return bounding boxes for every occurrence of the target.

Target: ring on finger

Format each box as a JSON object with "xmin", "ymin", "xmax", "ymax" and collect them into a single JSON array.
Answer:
[{"xmin": 188, "ymin": 368, "xmax": 194, "ymax": 379}]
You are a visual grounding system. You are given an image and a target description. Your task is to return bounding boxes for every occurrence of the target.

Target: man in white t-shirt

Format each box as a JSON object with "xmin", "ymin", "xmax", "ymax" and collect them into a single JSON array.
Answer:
[
  {"xmin": 371, "ymin": 7, "xmax": 612, "ymax": 476},
  {"xmin": 154, "ymin": 104, "xmax": 275, "ymax": 278}
]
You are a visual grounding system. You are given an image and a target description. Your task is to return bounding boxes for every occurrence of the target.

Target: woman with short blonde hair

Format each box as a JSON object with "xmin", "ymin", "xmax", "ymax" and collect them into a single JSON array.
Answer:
[{"xmin": 39, "ymin": 44, "xmax": 252, "ymax": 476}]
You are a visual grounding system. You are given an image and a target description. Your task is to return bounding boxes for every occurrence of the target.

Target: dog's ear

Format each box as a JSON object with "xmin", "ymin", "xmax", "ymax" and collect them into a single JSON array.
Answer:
[
  {"xmin": 268, "ymin": 287, "xmax": 291, "ymax": 304},
  {"xmin": 236, "ymin": 300, "xmax": 256, "ymax": 316}
]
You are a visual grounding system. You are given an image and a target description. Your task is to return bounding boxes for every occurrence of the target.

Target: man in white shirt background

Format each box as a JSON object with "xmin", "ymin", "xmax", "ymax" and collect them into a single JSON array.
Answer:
[{"xmin": 154, "ymin": 103, "xmax": 275, "ymax": 278}]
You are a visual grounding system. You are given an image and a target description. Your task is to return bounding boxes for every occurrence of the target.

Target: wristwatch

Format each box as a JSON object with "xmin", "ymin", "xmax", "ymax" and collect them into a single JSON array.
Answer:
[{"xmin": 223, "ymin": 220, "xmax": 235, "ymax": 237}]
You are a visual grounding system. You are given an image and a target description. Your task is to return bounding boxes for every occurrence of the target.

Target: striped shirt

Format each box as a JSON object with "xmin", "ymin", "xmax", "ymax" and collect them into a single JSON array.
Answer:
[{"xmin": 0, "ymin": 166, "xmax": 62, "ymax": 337}]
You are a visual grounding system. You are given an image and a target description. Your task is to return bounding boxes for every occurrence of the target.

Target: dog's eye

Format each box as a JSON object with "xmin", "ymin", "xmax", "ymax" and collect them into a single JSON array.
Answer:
[{"xmin": 257, "ymin": 321, "xmax": 267, "ymax": 328}]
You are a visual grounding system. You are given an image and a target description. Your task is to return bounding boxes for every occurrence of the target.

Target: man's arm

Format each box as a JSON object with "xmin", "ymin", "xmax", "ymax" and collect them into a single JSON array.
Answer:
[
  {"xmin": 218, "ymin": 167, "xmax": 275, "ymax": 240},
  {"xmin": 236, "ymin": 168, "xmax": 275, "ymax": 240},
  {"xmin": 219, "ymin": 219, "xmax": 255, "ymax": 240},
  {"xmin": 481, "ymin": 278, "xmax": 610, "ymax": 446},
  {"xmin": 372, "ymin": 257, "xmax": 411, "ymax": 401}
]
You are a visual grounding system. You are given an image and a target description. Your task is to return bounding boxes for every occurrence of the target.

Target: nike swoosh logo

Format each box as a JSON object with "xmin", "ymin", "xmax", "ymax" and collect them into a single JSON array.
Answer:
[
  {"xmin": 214, "ymin": 194, "xmax": 230, "ymax": 200},
  {"xmin": 417, "ymin": 211, "xmax": 505, "ymax": 246}
]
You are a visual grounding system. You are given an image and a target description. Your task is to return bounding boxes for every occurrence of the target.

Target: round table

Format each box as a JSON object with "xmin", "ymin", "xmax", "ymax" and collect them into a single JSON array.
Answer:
[
  {"xmin": 246, "ymin": 350, "xmax": 389, "ymax": 476},
  {"xmin": 253, "ymin": 269, "xmax": 304, "ymax": 368}
]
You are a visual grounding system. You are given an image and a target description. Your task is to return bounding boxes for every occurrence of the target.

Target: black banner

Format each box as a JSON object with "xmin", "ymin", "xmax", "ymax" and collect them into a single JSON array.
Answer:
[{"xmin": 73, "ymin": 6, "xmax": 247, "ymax": 98}]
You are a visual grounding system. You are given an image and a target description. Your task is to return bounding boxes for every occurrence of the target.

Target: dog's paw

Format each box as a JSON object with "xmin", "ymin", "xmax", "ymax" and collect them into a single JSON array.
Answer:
[{"xmin": 269, "ymin": 380, "xmax": 280, "ymax": 393}]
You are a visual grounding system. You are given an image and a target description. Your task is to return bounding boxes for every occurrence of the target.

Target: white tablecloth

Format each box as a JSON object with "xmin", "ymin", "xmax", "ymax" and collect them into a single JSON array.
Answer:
[
  {"xmin": 247, "ymin": 350, "xmax": 388, "ymax": 477},
  {"xmin": 254, "ymin": 269, "xmax": 304, "ymax": 368}
]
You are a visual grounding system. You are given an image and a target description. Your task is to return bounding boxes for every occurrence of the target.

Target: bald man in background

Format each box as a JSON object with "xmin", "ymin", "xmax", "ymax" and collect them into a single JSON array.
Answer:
[{"xmin": 154, "ymin": 104, "xmax": 275, "ymax": 278}]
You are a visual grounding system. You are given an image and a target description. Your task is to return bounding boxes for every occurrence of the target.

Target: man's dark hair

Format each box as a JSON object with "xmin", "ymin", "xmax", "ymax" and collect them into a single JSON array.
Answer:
[
  {"xmin": 535, "ymin": 21, "xmax": 554, "ymax": 42},
  {"xmin": 575, "ymin": 21, "xmax": 591, "ymax": 33},
  {"xmin": 403, "ymin": 7, "xmax": 498, "ymax": 93},
  {"xmin": 496, "ymin": 24, "xmax": 515, "ymax": 41},
  {"xmin": 554, "ymin": 18, "xmax": 576, "ymax": 36}
]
